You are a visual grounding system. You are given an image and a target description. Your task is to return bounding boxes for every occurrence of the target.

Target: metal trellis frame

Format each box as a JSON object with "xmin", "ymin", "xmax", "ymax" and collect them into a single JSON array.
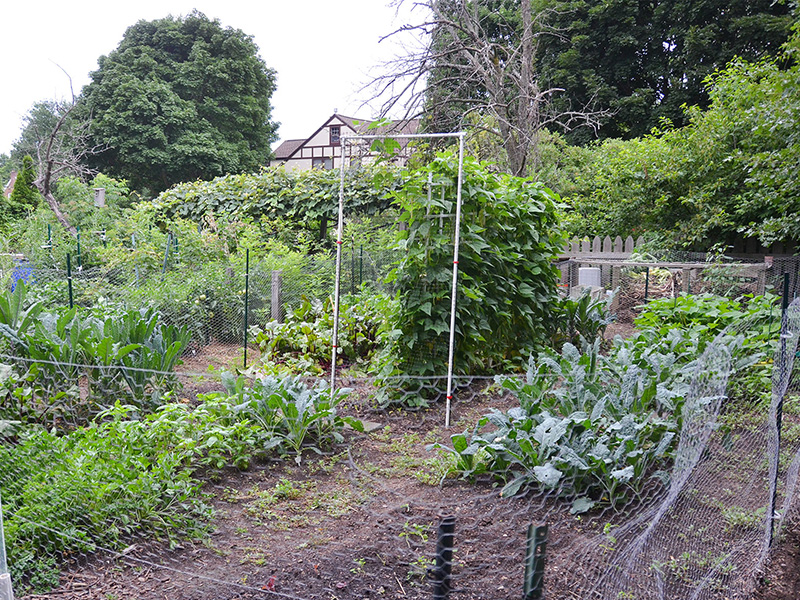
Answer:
[{"xmin": 330, "ymin": 131, "xmax": 466, "ymax": 427}]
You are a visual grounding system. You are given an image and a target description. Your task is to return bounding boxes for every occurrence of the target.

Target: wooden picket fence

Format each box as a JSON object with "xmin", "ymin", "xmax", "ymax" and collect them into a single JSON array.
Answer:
[
  {"xmin": 562, "ymin": 236, "xmax": 644, "ymax": 259},
  {"xmin": 561, "ymin": 235, "xmax": 797, "ymax": 259},
  {"xmin": 559, "ymin": 236, "xmax": 777, "ymax": 296}
]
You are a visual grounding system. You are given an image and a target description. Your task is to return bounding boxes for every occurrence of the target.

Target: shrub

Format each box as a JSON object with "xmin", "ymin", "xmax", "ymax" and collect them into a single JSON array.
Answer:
[{"xmin": 252, "ymin": 290, "xmax": 398, "ymax": 376}]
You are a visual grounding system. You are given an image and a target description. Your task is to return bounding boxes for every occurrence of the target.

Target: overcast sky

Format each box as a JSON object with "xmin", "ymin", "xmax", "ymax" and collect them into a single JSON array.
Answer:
[{"xmin": 0, "ymin": 0, "xmax": 424, "ymax": 156}]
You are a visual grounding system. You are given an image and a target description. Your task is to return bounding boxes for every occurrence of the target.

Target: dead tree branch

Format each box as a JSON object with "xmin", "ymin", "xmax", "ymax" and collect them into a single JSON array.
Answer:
[{"xmin": 368, "ymin": 0, "xmax": 610, "ymax": 176}]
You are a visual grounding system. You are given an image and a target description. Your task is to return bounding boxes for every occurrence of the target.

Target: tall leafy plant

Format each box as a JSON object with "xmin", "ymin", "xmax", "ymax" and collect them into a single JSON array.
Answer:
[{"xmin": 382, "ymin": 150, "xmax": 563, "ymax": 378}]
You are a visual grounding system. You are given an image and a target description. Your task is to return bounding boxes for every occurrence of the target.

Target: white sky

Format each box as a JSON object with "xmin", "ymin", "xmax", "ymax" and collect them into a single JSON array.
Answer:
[{"xmin": 0, "ymin": 0, "xmax": 425, "ymax": 156}]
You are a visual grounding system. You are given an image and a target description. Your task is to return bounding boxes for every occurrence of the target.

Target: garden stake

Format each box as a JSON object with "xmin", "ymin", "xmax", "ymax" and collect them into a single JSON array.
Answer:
[
  {"xmin": 432, "ymin": 515, "xmax": 456, "ymax": 600},
  {"xmin": 351, "ymin": 236, "xmax": 356, "ymax": 296},
  {"xmin": 66, "ymin": 253, "xmax": 74, "ymax": 309},
  {"xmin": 132, "ymin": 234, "xmax": 139, "ymax": 284},
  {"xmin": 769, "ymin": 273, "xmax": 792, "ymax": 547},
  {"xmin": 46, "ymin": 224, "xmax": 52, "ymax": 255},
  {"xmin": 523, "ymin": 523, "xmax": 547, "ymax": 600},
  {"xmin": 76, "ymin": 226, "xmax": 82, "ymax": 270},
  {"xmin": 644, "ymin": 267, "xmax": 650, "ymax": 300},
  {"xmin": 359, "ymin": 244, "xmax": 363, "ymax": 287},
  {"xmin": 243, "ymin": 248, "xmax": 250, "ymax": 368},
  {"xmin": 162, "ymin": 233, "xmax": 172, "ymax": 275}
]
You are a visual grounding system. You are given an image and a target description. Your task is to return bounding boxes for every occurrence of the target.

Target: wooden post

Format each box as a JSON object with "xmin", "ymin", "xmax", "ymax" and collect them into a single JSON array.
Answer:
[{"xmin": 271, "ymin": 270, "xmax": 283, "ymax": 323}]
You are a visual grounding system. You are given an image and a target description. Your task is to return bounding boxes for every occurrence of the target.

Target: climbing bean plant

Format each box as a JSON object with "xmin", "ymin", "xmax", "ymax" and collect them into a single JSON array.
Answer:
[{"xmin": 381, "ymin": 150, "xmax": 564, "ymax": 377}]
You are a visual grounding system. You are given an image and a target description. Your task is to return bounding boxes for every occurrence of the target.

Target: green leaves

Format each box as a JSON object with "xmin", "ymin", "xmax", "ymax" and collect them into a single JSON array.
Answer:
[
  {"xmin": 382, "ymin": 150, "xmax": 563, "ymax": 383},
  {"xmin": 253, "ymin": 291, "xmax": 397, "ymax": 377},
  {"xmin": 0, "ymin": 300, "xmax": 191, "ymax": 422},
  {"xmin": 81, "ymin": 11, "xmax": 278, "ymax": 193},
  {"xmin": 152, "ymin": 164, "xmax": 400, "ymax": 247},
  {"xmin": 0, "ymin": 281, "xmax": 43, "ymax": 338},
  {"xmin": 440, "ymin": 291, "xmax": 774, "ymax": 505}
]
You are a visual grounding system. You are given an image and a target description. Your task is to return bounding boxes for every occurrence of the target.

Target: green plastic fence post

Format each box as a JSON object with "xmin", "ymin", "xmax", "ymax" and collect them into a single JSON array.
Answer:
[
  {"xmin": 243, "ymin": 249, "xmax": 250, "ymax": 369},
  {"xmin": 769, "ymin": 273, "xmax": 792, "ymax": 547},
  {"xmin": 67, "ymin": 253, "xmax": 74, "ymax": 309},
  {"xmin": 359, "ymin": 244, "xmax": 363, "ymax": 287},
  {"xmin": 432, "ymin": 515, "xmax": 456, "ymax": 600},
  {"xmin": 523, "ymin": 523, "xmax": 547, "ymax": 600},
  {"xmin": 644, "ymin": 267, "xmax": 650, "ymax": 300},
  {"xmin": 162, "ymin": 233, "xmax": 172, "ymax": 275},
  {"xmin": 351, "ymin": 239, "xmax": 356, "ymax": 296},
  {"xmin": 76, "ymin": 226, "xmax": 82, "ymax": 270}
]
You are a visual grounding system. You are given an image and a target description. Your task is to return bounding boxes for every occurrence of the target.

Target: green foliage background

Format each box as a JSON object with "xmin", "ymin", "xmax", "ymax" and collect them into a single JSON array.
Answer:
[{"xmin": 560, "ymin": 28, "xmax": 800, "ymax": 248}]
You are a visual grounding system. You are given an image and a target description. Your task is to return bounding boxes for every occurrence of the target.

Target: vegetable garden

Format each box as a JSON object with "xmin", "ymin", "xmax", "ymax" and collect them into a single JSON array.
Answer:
[{"xmin": 0, "ymin": 153, "xmax": 799, "ymax": 599}]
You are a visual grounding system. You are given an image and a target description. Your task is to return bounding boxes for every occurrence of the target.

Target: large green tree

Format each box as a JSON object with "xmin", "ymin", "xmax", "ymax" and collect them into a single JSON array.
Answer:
[
  {"xmin": 408, "ymin": 0, "xmax": 792, "ymax": 150},
  {"xmin": 537, "ymin": 0, "xmax": 793, "ymax": 142},
  {"xmin": 81, "ymin": 11, "xmax": 278, "ymax": 194},
  {"xmin": 562, "ymin": 27, "xmax": 800, "ymax": 248}
]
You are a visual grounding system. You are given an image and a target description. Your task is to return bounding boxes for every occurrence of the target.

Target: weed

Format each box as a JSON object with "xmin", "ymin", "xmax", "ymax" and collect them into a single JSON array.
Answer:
[
  {"xmin": 400, "ymin": 521, "xmax": 430, "ymax": 547},
  {"xmin": 406, "ymin": 555, "xmax": 434, "ymax": 582},
  {"xmin": 721, "ymin": 505, "xmax": 766, "ymax": 532},
  {"xmin": 242, "ymin": 548, "xmax": 269, "ymax": 566},
  {"xmin": 351, "ymin": 557, "xmax": 367, "ymax": 575},
  {"xmin": 244, "ymin": 476, "xmax": 363, "ymax": 530},
  {"xmin": 370, "ymin": 429, "xmax": 453, "ymax": 485}
]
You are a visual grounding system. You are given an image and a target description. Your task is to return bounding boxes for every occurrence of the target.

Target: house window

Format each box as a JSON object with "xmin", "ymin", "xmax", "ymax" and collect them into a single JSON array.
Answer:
[
  {"xmin": 330, "ymin": 126, "xmax": 341, "ymax": 145},
  {"xmin": 313, "ymin": 157, "xmax": 333, "ymax": 170}
]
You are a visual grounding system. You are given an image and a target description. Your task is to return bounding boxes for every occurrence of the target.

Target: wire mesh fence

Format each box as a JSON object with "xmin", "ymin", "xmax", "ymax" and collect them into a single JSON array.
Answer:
[
  {"xmin": 561, "ymin": 255, "xmax": 800, "ymax": 317},
  {"xmin": 1, "ymin": 242, "xmax": 800, "ymax": 599}
]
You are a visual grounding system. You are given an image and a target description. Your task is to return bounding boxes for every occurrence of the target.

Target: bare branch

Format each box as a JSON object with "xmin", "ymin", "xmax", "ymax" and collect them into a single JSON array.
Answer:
[
  {"xmin": 25, "ymin": 85, "xmax": 110, "ymax": 235},
  {"xmin": 365, "ymin": 0, "xmax": 610, "ymax": 176}
]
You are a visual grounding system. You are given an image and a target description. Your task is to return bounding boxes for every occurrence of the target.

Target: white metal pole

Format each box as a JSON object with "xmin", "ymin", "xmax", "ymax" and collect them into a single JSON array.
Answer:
[
  {"xmin": 329, "ymin": 131, "xmax": 466, "ymax": 418},
  {"xmin": 330, "ymin": 140, "xmax": 348, "ymax": 395},
  {"xmin": 444, "ymin": 133, "xmax": 466, "ymax": 428}
]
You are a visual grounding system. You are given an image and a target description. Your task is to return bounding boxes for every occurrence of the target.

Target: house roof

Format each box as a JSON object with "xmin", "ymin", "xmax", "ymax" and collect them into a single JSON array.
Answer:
[
  {"xmin": 273, "ymin": 139, "xmax": 305, "ymax": 160},
  {"xmin": 272, "ymin": 114, "xmax": 420, "ymax": 163}
]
